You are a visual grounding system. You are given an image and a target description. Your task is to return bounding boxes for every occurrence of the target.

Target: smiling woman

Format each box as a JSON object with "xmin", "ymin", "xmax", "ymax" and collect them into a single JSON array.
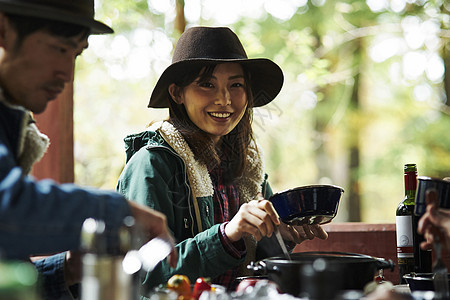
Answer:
[{"xmin": 115, "ymin": 26, "xmax": 329, "ymax": 294}]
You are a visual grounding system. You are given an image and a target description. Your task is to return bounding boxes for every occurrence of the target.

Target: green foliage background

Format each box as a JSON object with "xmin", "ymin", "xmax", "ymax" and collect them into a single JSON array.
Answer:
[{"xmin": 74, "ymin": 0, "xmax": 450, "ymax": 223}]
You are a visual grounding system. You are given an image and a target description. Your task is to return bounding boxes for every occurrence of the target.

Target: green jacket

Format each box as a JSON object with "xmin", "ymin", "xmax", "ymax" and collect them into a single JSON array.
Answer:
[{"xmin": 117, "ymin": 121, "xmax": 277, "ymax": 292}]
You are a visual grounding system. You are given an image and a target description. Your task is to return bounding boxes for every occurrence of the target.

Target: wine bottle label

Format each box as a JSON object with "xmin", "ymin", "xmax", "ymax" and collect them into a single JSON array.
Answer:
[{"xmin": 396, "ymin": 215, "xmax": 414, "ymax": 258}]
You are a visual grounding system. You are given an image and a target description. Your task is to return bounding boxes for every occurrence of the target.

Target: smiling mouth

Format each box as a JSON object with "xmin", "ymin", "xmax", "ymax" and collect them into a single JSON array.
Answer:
[{"xmin": 209, "ymin": 112, "xmax": 232, "ymax": 118}]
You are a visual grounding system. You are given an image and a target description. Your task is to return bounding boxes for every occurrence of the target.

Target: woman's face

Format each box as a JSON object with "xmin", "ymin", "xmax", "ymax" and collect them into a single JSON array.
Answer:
[{"xmin": 170, "ymin": 63, "xmax": 248, "ymax": 143}]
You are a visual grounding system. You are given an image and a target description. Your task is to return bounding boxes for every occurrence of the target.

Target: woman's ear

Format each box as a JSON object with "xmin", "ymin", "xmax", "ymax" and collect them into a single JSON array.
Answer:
[{"xmin": 168, "ymin": 83, "xmax": 183, "ymax": 105}]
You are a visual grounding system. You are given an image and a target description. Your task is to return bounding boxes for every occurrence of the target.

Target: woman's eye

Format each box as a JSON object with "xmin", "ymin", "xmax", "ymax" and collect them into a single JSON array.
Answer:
[
  {"xmin": 198, "ymin": 81, "xmax": 214, "ymax": 88},
  {"xmin": 232, "ymin": 82, "xmax": 245, "ymax": 88}
]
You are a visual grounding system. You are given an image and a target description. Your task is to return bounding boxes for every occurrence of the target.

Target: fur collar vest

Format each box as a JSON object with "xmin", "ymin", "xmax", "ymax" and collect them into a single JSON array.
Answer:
[{"xmin": 149, "ymin": 121, "xmax": 265, "ymax": 204}]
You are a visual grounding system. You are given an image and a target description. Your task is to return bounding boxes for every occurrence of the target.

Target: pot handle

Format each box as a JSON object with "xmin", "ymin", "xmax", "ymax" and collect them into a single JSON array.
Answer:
[
  {"xmin": 372, "ymin": 256, "xmax": 395, "ymax": 272},
  {"xmin": 247, "ymin": 261, "xmax": 282, "ymax": 275}
]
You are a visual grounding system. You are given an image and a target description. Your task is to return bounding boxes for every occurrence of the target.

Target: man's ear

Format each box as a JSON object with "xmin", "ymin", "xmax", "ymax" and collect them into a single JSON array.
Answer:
[
  {"xmin": 168, "ymin": 83, "xmax": 183, "ymax": 104},
  {"xmin": 0, "ymin": 13, "xmax": 13, "ymax": 49}
]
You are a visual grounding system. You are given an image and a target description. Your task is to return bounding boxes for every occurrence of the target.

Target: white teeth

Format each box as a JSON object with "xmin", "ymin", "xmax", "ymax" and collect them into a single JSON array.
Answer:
[{"xmin": 209, "ymin": 112, "xmax": 231, "ymax": 118}]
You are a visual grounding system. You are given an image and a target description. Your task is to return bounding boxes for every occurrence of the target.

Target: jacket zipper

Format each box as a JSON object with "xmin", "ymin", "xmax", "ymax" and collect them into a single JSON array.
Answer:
[{"xmin": 146, "ymin": 144, "xmax": 196, "ymax": 237}]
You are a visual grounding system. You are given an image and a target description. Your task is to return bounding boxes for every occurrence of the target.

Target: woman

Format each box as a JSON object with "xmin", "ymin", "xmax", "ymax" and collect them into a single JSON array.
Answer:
[{"xmin": 117, "ymin": 26, "xmax": 328, "ymax": 292}]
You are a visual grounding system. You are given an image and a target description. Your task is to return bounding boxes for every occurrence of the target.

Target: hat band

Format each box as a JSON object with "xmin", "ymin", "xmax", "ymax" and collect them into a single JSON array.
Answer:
[{"xmin": 173, "ymin": 54, "xmax": 248, "ymax": 63}]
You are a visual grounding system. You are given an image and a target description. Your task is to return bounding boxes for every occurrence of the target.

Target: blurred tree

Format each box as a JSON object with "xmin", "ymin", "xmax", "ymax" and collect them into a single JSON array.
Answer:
[{"xmin": 175, "ymin": 0, "xmax": 186, "ymax": 34}]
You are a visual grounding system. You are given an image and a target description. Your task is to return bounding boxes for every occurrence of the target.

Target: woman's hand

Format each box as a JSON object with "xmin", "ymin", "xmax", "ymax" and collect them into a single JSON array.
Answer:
[
  {"xmin": 278, "ymin": 222, "xmax": 328, "ymax": 244},
  {"xmin": 225, "ymin": 199, "xmax": 280, "ymax": 242},
  {"xmin": 225, "ymin": 193, "xmax": 328, "ymax": 244},
  {"xmin": 417, "ymin": 189, "xmax": 450, "ymax": 251}
]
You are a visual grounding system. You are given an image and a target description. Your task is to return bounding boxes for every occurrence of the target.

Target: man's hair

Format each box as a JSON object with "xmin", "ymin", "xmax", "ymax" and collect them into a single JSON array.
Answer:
[{"xmin": 6, "ymin": 13, "xmax": 90, "ymax": 49}]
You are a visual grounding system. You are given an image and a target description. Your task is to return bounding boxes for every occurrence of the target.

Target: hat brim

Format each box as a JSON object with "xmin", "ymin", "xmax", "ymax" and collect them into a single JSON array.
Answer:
[
  {"xmin": 0, "ymin": 3, "xmax": 113, "ymax": 34},
  {"xmin": 148, "ymin": 58, "xmax": 284, "ymax": 108}
]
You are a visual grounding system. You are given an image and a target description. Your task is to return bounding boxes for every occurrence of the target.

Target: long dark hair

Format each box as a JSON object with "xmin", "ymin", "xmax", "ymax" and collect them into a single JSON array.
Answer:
[{"xmin": 168, "ymin": 63, "xmax": 255, "ymax": 183}]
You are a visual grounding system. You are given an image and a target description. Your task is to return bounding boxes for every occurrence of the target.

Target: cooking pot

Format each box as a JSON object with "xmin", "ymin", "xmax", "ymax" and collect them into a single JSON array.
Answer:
[
  {"xmin": 269, "ymin": 185, "xmax": 344, "ymax": 225},
  {"xmin": 248, "ymin": 251, "xmax": 394, "ymax": 297}
]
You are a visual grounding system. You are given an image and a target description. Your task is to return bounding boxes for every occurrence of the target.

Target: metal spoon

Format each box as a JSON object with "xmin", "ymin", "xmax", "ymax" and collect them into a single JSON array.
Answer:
[{"xmin": 274, "ymin": 227, "xmax": 291, "ymax": 260}]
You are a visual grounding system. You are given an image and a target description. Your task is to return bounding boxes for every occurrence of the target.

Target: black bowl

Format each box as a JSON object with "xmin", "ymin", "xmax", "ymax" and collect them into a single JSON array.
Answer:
[
  {"xmin": 404, "ymin": 273, "xmax": 450, "ymax": 291},
  {"xmin": 269, "ymin": 184, "xmax": 344, "ymax": 225}
]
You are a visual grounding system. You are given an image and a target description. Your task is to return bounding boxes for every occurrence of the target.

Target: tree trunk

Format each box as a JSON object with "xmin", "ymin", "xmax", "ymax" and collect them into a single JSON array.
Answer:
[
  {"xmin": 347, "ymin": 39, "xmax": 363, "ymax": 222},
  {"xmin": 443, "ymin": 39, "xmax": 450, "ymax": 107},
  {"xmin": 175, "ymin": 0, "xmax": 186, "ymax": 34}
]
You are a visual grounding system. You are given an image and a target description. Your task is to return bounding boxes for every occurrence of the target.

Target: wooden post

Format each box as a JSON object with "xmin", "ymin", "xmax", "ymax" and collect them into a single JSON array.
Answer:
[
  {"xmin": 31, "ymin": 83, "xmax": 74, "ymax": 183},
  {"xmin": 175, "ymin": 0, "xmax": 186, "ymax": 34}
]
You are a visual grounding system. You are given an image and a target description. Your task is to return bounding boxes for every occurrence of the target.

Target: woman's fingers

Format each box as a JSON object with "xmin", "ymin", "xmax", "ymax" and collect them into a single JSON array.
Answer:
[
  {"xmin": 279, "ymin": 223, "xmax": 328, "ymax": 243},
  {"xmin": 298, "ymin": 224, "xmax": 315, "ymax": 240},
  {"xmin": 242, "ymin": 205, "xmax": 271, "ymax": 237},
  {"xmin": 310, "ymin": 224, "xmax": 329, "ymax": 239},
  {"xmin": 227, "ymin": 199, "xmax": 331, "ymax": 244},
  {"xmin": 249, "ymin": 199, "xmax": 280, "ymax": 226},
  {"xmin": 284, "ymin": 224, "xmax": 301, "ymax": 243},
  {"xmin": 226, "ymin": 200, "xmax": 281, "ymax": 241},
  {"xmin": 247, "ymin": 200, "xmax": 280, "ymax": 234},
  {"xmin": 226, "ymin": 205, "xmax": 272, "ymax": 241}
]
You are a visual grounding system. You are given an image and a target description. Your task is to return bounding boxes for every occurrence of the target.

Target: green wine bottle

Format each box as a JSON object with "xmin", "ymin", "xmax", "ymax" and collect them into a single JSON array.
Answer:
[{"xmin": 396, "ymin": 163, "xmax": 416, "ymax": 284}]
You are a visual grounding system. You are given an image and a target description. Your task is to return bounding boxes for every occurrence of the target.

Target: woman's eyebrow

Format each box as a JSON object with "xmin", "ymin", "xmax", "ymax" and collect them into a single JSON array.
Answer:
[
  {"xmin": 229, "ymin": 74, "xmax": 245, "ymax": 80},
  {"xmin": 209, "ymin": 74, "xmax": 245, "ymax": 80}
]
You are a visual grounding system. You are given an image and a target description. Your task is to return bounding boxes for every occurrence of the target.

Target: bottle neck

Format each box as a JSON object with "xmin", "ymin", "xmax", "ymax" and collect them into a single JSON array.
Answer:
[{"xmin": 404, "ymin": 170, "xmax": 417, "ymax": 204}]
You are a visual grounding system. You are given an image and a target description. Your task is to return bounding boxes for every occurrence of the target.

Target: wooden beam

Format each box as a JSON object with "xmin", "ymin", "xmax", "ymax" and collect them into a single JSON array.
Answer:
[{"xmin": 31, "ymin": 83, "xmax": 74, "ymax": 183}]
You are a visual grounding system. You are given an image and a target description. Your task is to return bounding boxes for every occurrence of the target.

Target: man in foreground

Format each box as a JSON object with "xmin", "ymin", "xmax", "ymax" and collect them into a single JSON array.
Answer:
[{"xmin": 0, "ymin": 0, "xmax": 176, "ymax": 298}]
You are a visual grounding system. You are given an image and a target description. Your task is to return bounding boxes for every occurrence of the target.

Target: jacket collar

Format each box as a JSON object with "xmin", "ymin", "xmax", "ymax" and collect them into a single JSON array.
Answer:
[
  {"xmin": 149, "ymin": 121, "xmax": 265, "ymax": 204},
  {"xmin": 0, "ymin": 88, "xmax": 49, "ymax": 174}
]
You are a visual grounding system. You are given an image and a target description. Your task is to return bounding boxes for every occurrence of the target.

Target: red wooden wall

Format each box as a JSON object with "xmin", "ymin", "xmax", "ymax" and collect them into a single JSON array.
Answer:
[{"xmin": 31, "ymin": 83, "xmax": 74, "ymax": 183}]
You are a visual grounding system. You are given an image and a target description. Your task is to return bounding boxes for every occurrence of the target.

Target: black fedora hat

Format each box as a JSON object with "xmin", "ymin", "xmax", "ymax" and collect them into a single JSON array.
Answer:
[
  {"xmin": 148, "ymin": 26, "xmax": 284, "ymax": 108},
  {"xmin": 0, "ymin": 0, "xmax": 113, "ymax": 34}
]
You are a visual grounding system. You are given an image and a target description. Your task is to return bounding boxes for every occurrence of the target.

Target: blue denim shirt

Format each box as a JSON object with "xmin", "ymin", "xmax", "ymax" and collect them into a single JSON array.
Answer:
[
  {"xmin": 34, "ymin": 253, "xmax": 78, "ymax": 299},
  {"xmin": 0, "ymin": 100, "xmax": 132, "ymax": 298}
]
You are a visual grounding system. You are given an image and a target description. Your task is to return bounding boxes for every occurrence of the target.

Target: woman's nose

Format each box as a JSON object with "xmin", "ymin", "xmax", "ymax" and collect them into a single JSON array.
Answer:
[{"xmin": 215, "ymin": 88, "xmax": 231, "ymax": 106}]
